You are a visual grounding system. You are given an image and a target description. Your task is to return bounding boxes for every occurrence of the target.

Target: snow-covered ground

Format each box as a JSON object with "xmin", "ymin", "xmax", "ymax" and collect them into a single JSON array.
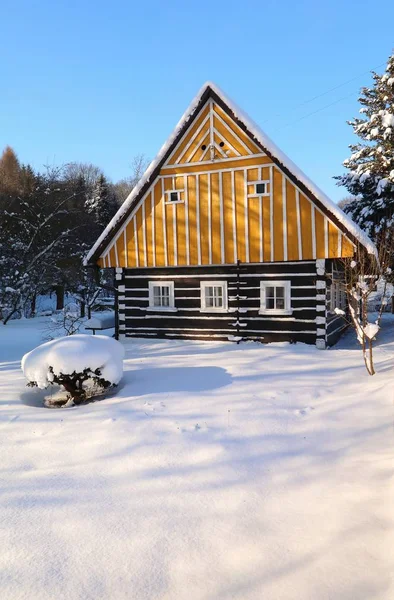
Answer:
[{"xmin": 0, "ymin": 317, "xmax": 394, "ymax": 599}]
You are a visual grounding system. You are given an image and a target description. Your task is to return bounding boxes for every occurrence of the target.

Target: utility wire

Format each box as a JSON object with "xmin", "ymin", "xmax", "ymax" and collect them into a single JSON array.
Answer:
[
  {"xmin": 261, "ymin": 61, "xmax": 387, "ymax": 127},
  {"xmin": 273, "ymin": 90, "xmax": 357, "ymax": 133}
]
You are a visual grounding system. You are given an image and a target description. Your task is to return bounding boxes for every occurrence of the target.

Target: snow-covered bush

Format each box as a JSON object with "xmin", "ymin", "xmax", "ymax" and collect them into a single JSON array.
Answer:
[{"xmin": 21, "ymin": 334, "xmax": 125, "ymax": 404}]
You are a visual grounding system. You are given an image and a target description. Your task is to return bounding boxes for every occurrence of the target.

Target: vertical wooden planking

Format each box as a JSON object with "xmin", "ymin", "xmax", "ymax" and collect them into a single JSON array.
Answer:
[
  {"xmin": 269, "ymin": 166, "xmax": 274, "ymax": 261},
  {"xmin": 142, "ymin": 200, "xmax": 148, "ymax": 266},
  {"xmin": 285, "ymin": 180, "xmax": 298, "ymax": 261},
  {"xmin": 107, "ymin": 246, "xmax": 114, "ymax": 268},
  {"xmin": 211, "ymin": 172, "xmax": 221, "ymax": 264},
  {"xmin": 188, "ymin": 175, "xmax": 198, "ymax": 265},
  {"xmin": 145, "ymin": 195, "xmax": 153, "ymax": 267},
  {"xmin": 164, "ymin": 178, "xmax": 174, "ymax": 266},
  {"xmin": 248, "ymin": 198, "xmax": 260, "ymax": 262},
  {"xmin": 199, "ymin": 173, "xmax": 210, "ymax": 264},
  {"xmin": 115, "ymin": 236, "xmax": 124, "ymax": 267},
  {"xmin": 173, "ymin": 203, "xmax": 177, "ymax": 266},
  {"xmin": 174, "ymin": 177, "xmax": 186, "ymax": 265},
  {"xmin": 324, "ymin": 218, "xmax": 329, "ymax": 257},
  {"xmin": 123, "ymin": 229, "xmax": 128, "ymax": 268},
  {"xmin": 299, "ymin": 194, "xmax": 312, "ymax": 259},
  {"xmin": 244, "ymin": 169, "xmax": 249, "ymax": 262},
  {"xmin": 114, "ymin": 239, "xmax": 119, "ymax": 267},
  {"xmin": 328, "ymin": 221, "xmax": 338, "ymax": 258},
  {"xmin": 231, "ymin": 170, "xmax": 237, "ymax": 263},
  {"xmin": 219, "ymin": 172, "xmax": 225, "ymax": 263},
  {"xmin": 342, "ymin": 236, "xmax": 354, "ymax": 257},
  {"xmin": 208, "ymin": 173, "xmax": 212, "ymax": 264},
  {"xmin": 133, "ymin": 216, "xmax": 139, "ymax": 267},
  {"xmin": 150, "ymin": 191, "xmax": 155, "ymax": 267},
  {"xmin": 247, "ymin": 168, "xmax": 259, "ymax": 182},
  {"xmin": 259, "ymin": 197, "xmax": 263, "ymax": 262},
  {"xmin": 315, "ymin": 210, "xmax": 325, "ymax": 258},
  {"xmin": 196, "ymin": 175, "xmax": 202, "ymax": 264},
  {"xmin": 222, "ymin": 171, "xmax": 235, "ymax": 263},
  {"xmin": 160, "ymin": 178, "xmax": 168, "ymax": 266},
  {"xmin": 295, "ymin": 189, "xmax": 302, "ymax": 260},
  {"xmin": 273, "ymin": 168, "xmax": 284, "ymax": 261},
  {"xmin": 235, "ymin": 170, "xmax": 245, "ymax": 262},
  {"xmin": 311, "ymin": 206, "xmax": 316, "ymax": 259},
  {"xmin": 183, "ymin": 175, "xmax": 190, "ymax": 265},
  {"xmin": 153, "ymin": 181, "xmax": 164, "ymax": 266},
  {"xmin": 282, "ymin": 174, "xmax": 288, "ymax": 261},
  {"xmin": 337, "ymin": 230, "xmax": 343, "ymax": 257},
  {"xmin": 125, "ymin": 221, "xmax": 135, "ymax": 267},
  {"xmin": 136, "ymin": 208, "xmax": 145, "ymax": 267}
]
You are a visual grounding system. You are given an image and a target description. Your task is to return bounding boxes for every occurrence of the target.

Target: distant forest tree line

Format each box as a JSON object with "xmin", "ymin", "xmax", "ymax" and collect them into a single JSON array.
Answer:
[{"xmin": 0, "ymin": 147, "xmax": 148, "ymax": 323}]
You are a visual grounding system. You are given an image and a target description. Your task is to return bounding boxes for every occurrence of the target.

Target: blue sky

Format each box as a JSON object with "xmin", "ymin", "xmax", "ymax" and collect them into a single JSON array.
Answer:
[{"xmin": 0, "ymin": 0, "xmax": 393, "ymax": 202}]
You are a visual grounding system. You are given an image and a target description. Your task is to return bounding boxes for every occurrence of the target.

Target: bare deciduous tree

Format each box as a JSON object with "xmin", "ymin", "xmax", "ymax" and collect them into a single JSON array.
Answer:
[
  {"xmin": 113, "ymin": 153, "xmax": 149, "ymax": 202},
  {"xmin": 339, "ymin": 232, "xmax": 394, "ymax": 375}
]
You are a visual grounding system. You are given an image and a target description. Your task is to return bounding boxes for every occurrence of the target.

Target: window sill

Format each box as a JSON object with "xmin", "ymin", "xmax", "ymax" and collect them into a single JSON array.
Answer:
[
  {"xmin": 259, "ymin": 310, "xmax": 293, "ymax": 316},
  {"xmin": 164, "ymin": 200, "xmax": 185, "ymax": 205},
  {"xmin": 146, "ymin": 307, "xmax": 178, "ymax": 313},
  {"xmin": 200, "ymin": 308, "xmax": 229, "ymax": 313}
]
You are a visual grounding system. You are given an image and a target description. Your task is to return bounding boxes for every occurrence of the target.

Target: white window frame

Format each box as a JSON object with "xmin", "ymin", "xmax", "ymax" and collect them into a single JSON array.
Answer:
[
  {"xmin": 148, "ymin": 281, "xmax": 176, "ymax": 312},
  {"xmin": 329, "ymin": 280, "xmax": 346, "ymax": 314},
  {"xmin": 200, "ymin": 281, "xmax": 228, "ymax": 313},
  {"xmin": 260, "ymin": 280, "xmax": 292, "ymax": 315},
  {"xmin": 165, "ymin": 190, "xmax": 184, "ymax": 204},
  {"xmin": 248, "ymin": 179, "xmax": 270, "ymax": 198}
]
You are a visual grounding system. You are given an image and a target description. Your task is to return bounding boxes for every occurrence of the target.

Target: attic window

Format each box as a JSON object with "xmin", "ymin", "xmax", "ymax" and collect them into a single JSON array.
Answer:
[
  {"xmin": 165, "ymin": 190, "xmax": 184, "ymax": 204},
  {"xmin": 247, "ymin": 180, "xmax": 270, "ymax": 198},
  {"xmin": 201, "ymin": 144, "xmax": 207, "ymax": 150}
]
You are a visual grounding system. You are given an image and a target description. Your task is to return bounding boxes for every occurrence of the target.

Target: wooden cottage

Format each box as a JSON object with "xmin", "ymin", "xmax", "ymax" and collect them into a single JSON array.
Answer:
[{"xmin": 85, "ymin": 82, "xmax": 376, "ymax": 348}]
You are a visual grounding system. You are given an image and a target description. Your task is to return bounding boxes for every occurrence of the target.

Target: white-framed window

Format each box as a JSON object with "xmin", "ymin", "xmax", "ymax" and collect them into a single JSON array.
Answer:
[
  {"xmin": 329, "ymin": 280, "xmax": 346, "ymax": 314},
  {"xmin": 165, "ymin": 190, "xmax": 184, "ymax": 204},
  {"xmin": 148, "ymin": 281, "xmax": 176, "ymax": 311},
  {"xmin": 247, "ymin": 180, "xmax": 270, "ymax": 198},
  {"xmin": 260, "ymin": 281, "xmax": 291, "ymax": 315},
  {"xmin": 200, "ymin": 281, "xmax": 228, "ymax": 312}
]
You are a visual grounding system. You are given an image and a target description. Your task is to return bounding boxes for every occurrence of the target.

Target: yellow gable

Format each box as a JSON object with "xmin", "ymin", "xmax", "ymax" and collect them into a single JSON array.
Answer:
[{"xmin": 96, "ymin": 92, "xmax": 357, "ymax": 269}]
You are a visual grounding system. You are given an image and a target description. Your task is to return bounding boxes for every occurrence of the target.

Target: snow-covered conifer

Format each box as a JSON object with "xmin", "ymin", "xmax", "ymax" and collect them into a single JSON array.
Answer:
[
  {"xmin": 336, "ymin": 54, "xmax": 394, "ymax": 239},
  {"xmin": 85, "ymin": 174, "xmax": 118, "ymax": 230}
]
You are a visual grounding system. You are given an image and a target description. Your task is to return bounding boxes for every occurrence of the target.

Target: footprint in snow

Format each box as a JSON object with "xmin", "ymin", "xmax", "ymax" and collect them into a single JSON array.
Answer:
[{"xmin": 296, "ymin": 407, "xmax": 315, "ymax": 416}]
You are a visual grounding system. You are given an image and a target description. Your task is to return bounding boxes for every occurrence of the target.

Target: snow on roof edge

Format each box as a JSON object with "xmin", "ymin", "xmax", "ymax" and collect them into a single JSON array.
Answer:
[{"xmin": 84, "ymin": 81, "xmax": 377, "ymax": 264}]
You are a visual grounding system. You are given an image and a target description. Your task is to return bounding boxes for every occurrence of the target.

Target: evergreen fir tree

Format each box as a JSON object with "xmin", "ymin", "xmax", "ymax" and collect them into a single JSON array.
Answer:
[
  {"xmin": 85, "ymin": 174, "xmax": 118, "ymax": 230},
  {"xmin": 336, "ymin": 53, "xmax": 394, "ymax": 240}
]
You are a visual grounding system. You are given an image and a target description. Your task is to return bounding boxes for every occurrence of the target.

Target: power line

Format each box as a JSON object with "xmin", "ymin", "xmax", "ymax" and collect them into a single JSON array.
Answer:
[
  {"xmin": 273, "ymin": 90, "xmax": 357, "ymax": 133},
  {"xmin": 261, "ymin": 61, "xmax": 387, "ymax": 126}
]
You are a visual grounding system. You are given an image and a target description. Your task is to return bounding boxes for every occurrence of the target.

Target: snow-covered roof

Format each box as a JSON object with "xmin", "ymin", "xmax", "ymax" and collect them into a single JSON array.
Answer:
[{"xmin": 84, "ymin": 81, "xmax": 377, "ymax": 264}]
